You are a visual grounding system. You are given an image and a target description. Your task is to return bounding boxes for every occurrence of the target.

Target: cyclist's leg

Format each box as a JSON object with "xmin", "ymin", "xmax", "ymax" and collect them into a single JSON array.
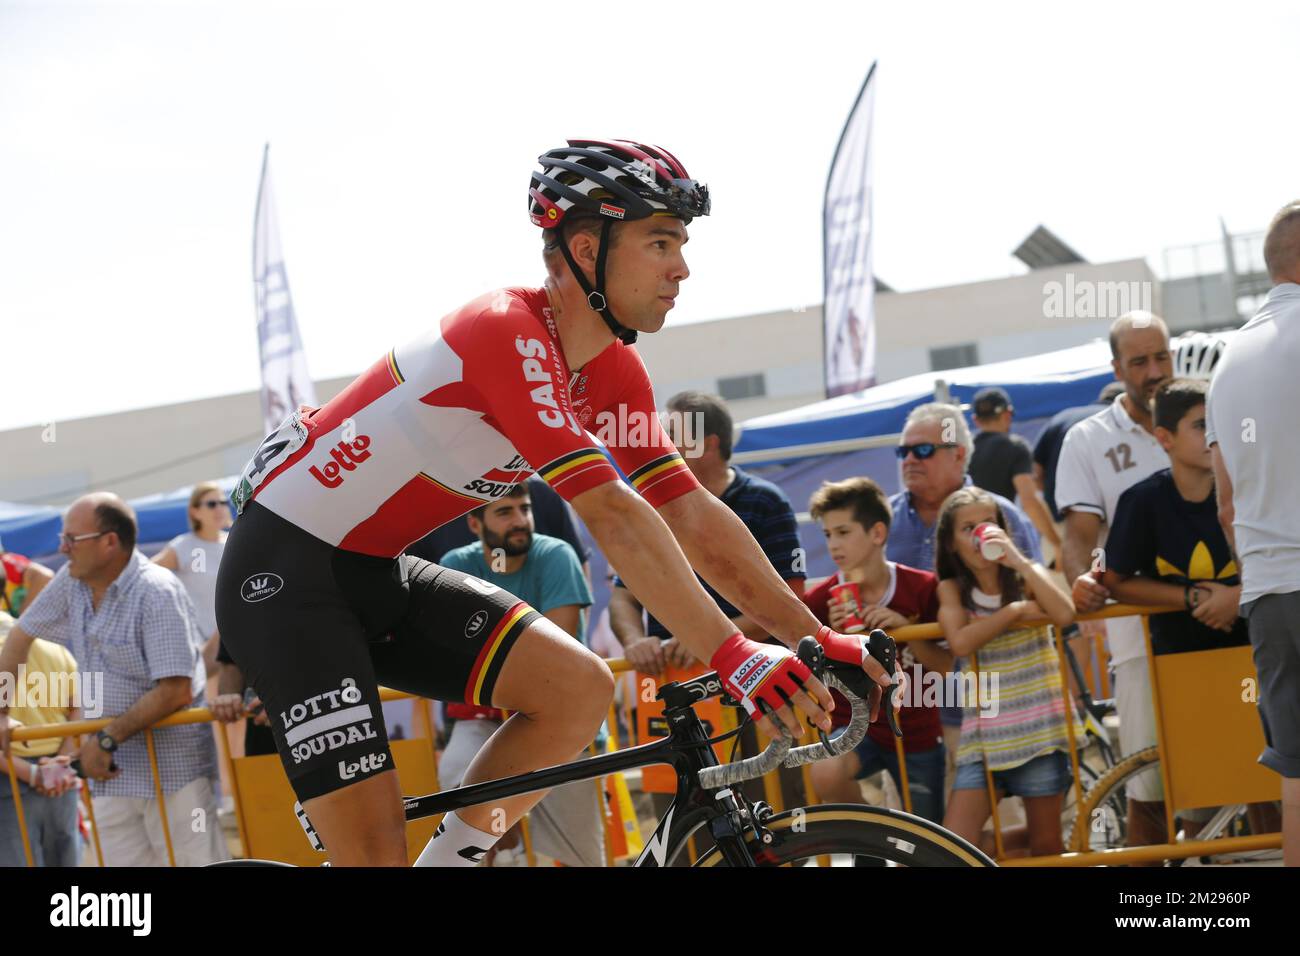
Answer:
[
  {"xmin": 465, "ymin": 620, "xmax": 613, "ymax": 828},
  {"xmin": 297, "ymin": 774, "xmax": 406, "ymax": 867},
  {"xmin": 371, "ymin": 560, "xmax": 613, "ymax": 839},
  {"xmin": 215, "ymin": 503, "xmax": 407, "ymax": 866}
]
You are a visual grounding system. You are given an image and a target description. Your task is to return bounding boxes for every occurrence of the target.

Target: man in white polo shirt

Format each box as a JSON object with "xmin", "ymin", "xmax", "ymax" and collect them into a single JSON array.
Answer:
[
  {"xmin": 1055, "ymin": 311, "xmax": 1172, "ymax": 850},
  {"xmin": 1207, "ymin": 200, "xmax": 1300, "ymax": 865}
]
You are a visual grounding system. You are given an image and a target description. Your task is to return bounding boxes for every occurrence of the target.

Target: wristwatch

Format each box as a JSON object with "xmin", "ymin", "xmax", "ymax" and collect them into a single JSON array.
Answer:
[{"xmin": 96, "ymin": 731, "xmax": 118, "ymax": 753}]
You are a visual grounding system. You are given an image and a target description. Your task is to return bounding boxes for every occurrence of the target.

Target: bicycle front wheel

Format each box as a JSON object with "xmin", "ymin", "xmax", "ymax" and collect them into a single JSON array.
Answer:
[{"xmin": 693, "ymin": 804, "xmax": 995, "ymax": 867}]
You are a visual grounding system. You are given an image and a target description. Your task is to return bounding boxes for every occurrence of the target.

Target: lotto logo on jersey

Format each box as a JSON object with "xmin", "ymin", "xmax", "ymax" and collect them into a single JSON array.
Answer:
[{"xmin": 309, "ymin": 435, "xmax": 373, "ymax": 488}]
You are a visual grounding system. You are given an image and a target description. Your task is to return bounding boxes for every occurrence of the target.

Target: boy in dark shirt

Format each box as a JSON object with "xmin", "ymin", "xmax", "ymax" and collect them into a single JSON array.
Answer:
[{"xmin": 1101, "ymin": 378, "xmax": 1249, "ymax": 654}]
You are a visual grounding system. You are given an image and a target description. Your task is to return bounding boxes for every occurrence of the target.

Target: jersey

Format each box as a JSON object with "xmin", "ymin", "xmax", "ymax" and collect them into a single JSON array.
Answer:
[{"xmin": 234, "ymin": 287, "xmax": 700, "ymax": 557}]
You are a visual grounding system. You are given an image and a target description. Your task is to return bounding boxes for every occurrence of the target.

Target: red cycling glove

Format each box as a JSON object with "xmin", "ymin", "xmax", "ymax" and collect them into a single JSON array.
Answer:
[
  {"xmin": 710, "ymin": 633, "xmax": 812, "ymax": 720},
  {"xmin": 814, "ymin": 625, "xmax": 868, "ymax": 667}
]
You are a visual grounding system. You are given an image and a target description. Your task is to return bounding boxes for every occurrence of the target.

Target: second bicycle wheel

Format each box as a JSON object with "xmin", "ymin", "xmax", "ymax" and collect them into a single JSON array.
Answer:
[
  {"xmin": 1065, "ymin": 746, "xmax": 1161, "ymax": 852},
  {"xmin": 693, "ymin": 804, "xmax": 995, "ymax": 867}
]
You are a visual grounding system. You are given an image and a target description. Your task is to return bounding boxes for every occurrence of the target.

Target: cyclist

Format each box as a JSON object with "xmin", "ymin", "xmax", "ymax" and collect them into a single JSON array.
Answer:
[{"xmin": 211, "ymin": 139, "xmax": 899, "ymax": 866}]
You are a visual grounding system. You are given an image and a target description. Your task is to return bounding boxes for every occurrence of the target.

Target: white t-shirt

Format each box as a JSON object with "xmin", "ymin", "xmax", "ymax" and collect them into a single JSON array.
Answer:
[
  {"xmin": 1206, "ymin": 282, "xmax": 1300, "ymax": 606},
  {"xmin": 1054, "ymin": 393, "xmax": 1169, "ymax": 665},
  {"xmin": 166, "ymin": 531, "xmax": 226, "ymax": 639}
]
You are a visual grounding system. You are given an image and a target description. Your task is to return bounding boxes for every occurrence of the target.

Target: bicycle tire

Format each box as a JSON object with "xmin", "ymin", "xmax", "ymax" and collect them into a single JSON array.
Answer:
[
  {"xmin": 692, "ymin": 804, "xmax": 995, "ymax": 867},
  {"xmin": 206, "ymin": 859, "xmax": 300, "ymax": 867},
  {"xmin": 1060, "ymin": 755, "xmax": 1127, "ymax": 849},
  {"xmin": 1065, "ymin": 746, "xmax": 1160, "ymax": 852}
]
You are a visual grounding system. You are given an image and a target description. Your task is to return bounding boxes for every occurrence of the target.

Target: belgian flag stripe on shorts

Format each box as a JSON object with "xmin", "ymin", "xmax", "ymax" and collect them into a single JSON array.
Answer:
[{"xmin": 465, "ymin": 602, "xmax": 537, "ymax": 706}]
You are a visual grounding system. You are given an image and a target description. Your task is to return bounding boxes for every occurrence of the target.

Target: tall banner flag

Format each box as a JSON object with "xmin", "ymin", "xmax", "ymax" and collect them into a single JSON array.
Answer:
[
  {"xmin": 253, "ymin": 143, "xmax": 316, "ymax": 433},
  {"xmin": 823, "ymin": 62, "xmax": 878, "ymax": 398}
]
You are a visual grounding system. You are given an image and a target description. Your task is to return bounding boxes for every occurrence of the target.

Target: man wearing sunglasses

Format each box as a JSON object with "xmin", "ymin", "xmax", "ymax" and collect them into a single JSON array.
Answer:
[
  {"xmin": 886, "ymin": 403, "xmax": 1044, "ymax": 575},
  {"xmin": 0, "ymin": 493, "xmax": 228, "ymax": 866},
  {"xmin": 885, "ymin": 403, "xmax": 1044, "ymax": 791}
]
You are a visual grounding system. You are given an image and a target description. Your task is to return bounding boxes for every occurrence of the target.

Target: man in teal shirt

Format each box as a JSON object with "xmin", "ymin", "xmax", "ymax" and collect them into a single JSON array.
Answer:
[{"xmin": 438, "ymin": 483, "xmax": 601, "ymax": 865}]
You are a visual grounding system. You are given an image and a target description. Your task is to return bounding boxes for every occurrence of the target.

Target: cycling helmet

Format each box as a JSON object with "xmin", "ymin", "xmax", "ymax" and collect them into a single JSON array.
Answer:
[
  {"xmin": 1173, "ymin": 331, "xmax": 1228, "ymax": 381},
  {"xmin": 529, "ymin": 139, "xmax": 710, "ymax": 344}
]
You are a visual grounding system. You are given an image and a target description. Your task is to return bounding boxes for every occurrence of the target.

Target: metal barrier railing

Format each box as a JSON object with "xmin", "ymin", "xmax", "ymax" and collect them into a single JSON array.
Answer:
[
  {"xmin": 879, "ymin": 603, "xmax": 1281, "ymax": 865},
  {"xmin": 4, "ymin": 686, "xmax": 426, "ymax": 867},
  {"xmin": 5, "ymin": 603, "xmax": 1282, "ymax": 866}
]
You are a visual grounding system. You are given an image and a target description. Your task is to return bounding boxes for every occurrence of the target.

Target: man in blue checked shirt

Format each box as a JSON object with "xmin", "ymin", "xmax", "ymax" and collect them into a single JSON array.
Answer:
[{"xmin": 0, "ymin": 493, "xmax": 228, "ymax": 866}]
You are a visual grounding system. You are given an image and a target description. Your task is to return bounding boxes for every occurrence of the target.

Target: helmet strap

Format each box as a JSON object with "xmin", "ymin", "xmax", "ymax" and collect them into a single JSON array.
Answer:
[{"xmin": 557, "ymin": 218, "xmax": 637, "ymax": 345}]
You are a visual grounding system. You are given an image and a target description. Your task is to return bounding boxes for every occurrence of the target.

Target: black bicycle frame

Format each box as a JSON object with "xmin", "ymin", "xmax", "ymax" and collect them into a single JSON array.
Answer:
[{"xmin": 400, "ymin": 671, "xmax": 761, "ymax": 867}]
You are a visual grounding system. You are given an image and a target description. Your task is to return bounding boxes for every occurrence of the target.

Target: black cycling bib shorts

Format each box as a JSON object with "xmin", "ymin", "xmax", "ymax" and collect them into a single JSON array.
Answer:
[{"xmin": 215, "ymin": 502, "xmax": 538, "ymax": 803}]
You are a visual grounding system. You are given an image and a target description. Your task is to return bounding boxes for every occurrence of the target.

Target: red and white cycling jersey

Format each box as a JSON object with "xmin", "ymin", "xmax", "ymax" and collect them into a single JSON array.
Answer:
[{"xmin": 236, "ymin": 286, "xmax": 699, "ymax": 558}]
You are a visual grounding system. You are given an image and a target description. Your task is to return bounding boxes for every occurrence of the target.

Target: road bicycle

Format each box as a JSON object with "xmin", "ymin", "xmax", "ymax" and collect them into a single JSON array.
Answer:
[{"xmin": 213, "ymin": 633, "xmax": 994, "ymax": 867}]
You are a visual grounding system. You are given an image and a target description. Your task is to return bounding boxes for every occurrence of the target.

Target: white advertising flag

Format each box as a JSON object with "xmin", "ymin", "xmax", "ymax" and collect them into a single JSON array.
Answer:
[
  {"xmin": 253, "ymin": 144, "xmax": 317, "ymax": 433},
  {"xmin": 823, "ymin": 62, "xmax": 877, "ymax": 398}
]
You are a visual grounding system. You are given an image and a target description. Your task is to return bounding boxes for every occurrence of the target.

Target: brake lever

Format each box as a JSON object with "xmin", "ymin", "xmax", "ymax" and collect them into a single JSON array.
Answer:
[
  {"xmin": 795, "ymin": 637, "xmax": 834, "ymax": 752},
  {"xmin": 866, "ymin": 629, "xmax": 902, "ymax": 738}
]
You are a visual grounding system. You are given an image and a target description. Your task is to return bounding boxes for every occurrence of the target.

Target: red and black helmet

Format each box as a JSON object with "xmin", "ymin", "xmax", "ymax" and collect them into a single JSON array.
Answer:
[
  {"xmin": 529, "ymin": 138, "xmax": 711, "ymax": 230},
  {"xmin": 529, "ymin": 139, "xmax": 710, "ymax": 345}
]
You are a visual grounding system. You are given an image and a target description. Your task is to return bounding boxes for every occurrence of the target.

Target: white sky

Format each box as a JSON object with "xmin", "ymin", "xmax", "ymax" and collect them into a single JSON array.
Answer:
[{"xmin": 2, "ymin": 0, "xmax": 1297, "ymax": 432}]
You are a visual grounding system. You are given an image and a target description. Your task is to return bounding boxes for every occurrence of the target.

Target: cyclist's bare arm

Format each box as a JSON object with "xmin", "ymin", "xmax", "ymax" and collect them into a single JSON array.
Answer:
[
  {"xmin": 572, "ymin": 480, "xmax": 832, "ymax": 735},
  {"xmin": 655, "ymin": 489, "xmax": 895, "ymax": 711},
  {"xmin": 574, "ymin": 482, "xmax": 734, "ymax": 654},
  {"xmin": 657, "ymin": 489, "xmax": 851, "ymax": 649},
  {"xmin": 731, "ymin": 577, "xmax": 805, "ymax": 640}
]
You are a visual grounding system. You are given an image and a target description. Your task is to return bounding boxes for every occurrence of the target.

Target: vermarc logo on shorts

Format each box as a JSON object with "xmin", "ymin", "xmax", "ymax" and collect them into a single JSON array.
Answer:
[
  {"xmin": 465, "ymin": 610, "xmax": 489, "ymax": 638},
  {"xmin": 241, "ymin": 572, "xmax": 284, "ymax": 602}
]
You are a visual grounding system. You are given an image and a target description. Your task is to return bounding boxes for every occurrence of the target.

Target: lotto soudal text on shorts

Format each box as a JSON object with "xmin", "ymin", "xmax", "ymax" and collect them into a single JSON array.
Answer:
[{"xmin": 281, "ymin": 677, "xmax": 377, "ymax": 765}]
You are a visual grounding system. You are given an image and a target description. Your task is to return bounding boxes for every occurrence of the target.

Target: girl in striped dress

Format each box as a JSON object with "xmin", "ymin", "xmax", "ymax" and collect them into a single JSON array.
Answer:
[{"xmin": 935, "ymin": 487, "xmax": 1080, "ymax": 857}]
